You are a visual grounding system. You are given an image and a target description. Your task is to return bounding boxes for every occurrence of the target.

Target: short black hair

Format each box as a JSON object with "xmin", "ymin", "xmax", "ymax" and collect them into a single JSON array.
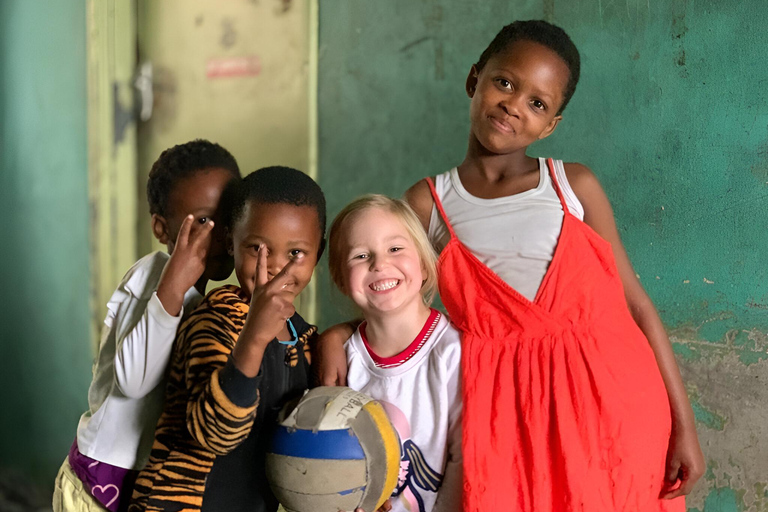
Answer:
[
  {"xmin": 227, "ymin": 165, "xmax": 327, "ymax": 240},
  {"xmin": 476, "ymin": 20, "xmax": 581, "ymax": 114},
  {"xmin": 147, "ymin": 139, "xmax": 241, "ymax": 216}
]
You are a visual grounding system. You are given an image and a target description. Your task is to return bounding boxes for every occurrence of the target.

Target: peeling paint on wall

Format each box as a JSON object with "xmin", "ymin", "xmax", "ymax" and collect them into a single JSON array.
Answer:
[{"xmin": 673, "ymin": 326, "xmax": 768, "ymax": 510}]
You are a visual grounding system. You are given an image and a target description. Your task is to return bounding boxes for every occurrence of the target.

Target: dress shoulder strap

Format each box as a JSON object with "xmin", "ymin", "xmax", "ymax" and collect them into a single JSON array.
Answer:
[
  {"xmin": 546, "ymin": 158, "xmax": 570, "ymax": 215},
  {"xmin": 424, "ymin": 177, "xmax": 456, "ymax": 239}
]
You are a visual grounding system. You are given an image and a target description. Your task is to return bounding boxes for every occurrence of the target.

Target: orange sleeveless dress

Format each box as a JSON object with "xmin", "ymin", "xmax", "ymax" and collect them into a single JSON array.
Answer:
[{"xmin": 426, "ymin": 159, "xmax": 684, "ymax": 512}]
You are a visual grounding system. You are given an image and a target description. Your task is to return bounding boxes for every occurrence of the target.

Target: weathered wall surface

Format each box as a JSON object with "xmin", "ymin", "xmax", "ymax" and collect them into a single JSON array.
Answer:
[
  {"xmin": 0, "ymin": 0, "xmax": 92, "ymax": 491},
  {"xmin": 318, "ymin": 1, "xmax": 768, "ymax": 510}
]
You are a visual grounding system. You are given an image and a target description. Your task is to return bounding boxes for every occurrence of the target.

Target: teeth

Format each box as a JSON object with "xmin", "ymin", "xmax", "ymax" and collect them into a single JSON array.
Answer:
[{"xmin": 370, "ymin": 279, "xmax": 399, "ymax": 292}]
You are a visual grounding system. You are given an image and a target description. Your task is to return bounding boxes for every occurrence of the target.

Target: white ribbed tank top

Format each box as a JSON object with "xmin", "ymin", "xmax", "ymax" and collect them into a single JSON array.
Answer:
[{"xmin": 428, "ymin": 158, "xmax": 584, "ymax": 301}]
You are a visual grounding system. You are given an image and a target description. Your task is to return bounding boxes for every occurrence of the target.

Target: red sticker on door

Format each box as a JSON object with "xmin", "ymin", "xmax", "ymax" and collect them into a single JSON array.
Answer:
[{"xmin": 206, "ymin": 56, "xmax": 261, "ymax": 78}]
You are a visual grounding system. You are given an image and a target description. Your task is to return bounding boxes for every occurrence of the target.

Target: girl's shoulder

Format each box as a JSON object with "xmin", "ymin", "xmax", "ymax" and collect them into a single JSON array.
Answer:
[
  {"xmin": 557, "ymin": 161, "xmax": 624, "ymax": 247},
  {"xmin": 200, "ymin": 284, "xmax": 247, "ymax": 312},
  {"xmin": 177, "ymin": 285, "xmax": 247, "ymax": 340},
  {"xmin": 423, "ymin": 314, "xmax": 462, "ymax": 383},
  {"xmin": 557, "ymin": 162, "xmax": 615, "ymax": 226},
  {"xmin": 561, "ymin": 162, "xmax": 602, "ymax": 201},
  {"xmin": 429, "ymin": 312, "xmax": 462, "ymax": 358},
  {"xmin": 404, "ymin": 178, "xmax": 437, "ymax": 232}
]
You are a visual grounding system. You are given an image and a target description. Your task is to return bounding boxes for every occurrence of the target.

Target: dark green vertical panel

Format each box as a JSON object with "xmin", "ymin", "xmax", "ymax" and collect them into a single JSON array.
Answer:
[{"xmin": 0, "ymin": 0, "xmax": 91, "ymax": 489}]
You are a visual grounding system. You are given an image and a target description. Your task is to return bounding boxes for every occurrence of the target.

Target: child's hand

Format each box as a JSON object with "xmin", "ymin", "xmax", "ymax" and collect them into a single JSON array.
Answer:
[
  {"xmin": 157, "ymin": 214, "xmax": 215, "ymax": 316},
  {"xmin": 352, "ymin": 500, "xmax": 392, "ymax": 512},
  {"xmin": 243, "ymin": 244, "xmax": 298, "ymax": 348},
  {"xmin": 234, "ymin": 244, "xmax": 304, "ymax": 377},
  {"xmin": 660, "ymin": 425, "xmax": 705, "ymax": 499},
  {"xmin": 314, "ymin": 322, "xmax": 358, "ymax": 386}
]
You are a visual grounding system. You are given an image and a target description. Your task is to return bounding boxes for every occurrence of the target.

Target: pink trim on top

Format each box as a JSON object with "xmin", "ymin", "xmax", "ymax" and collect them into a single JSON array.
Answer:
[
  {"xmin": 546, "ymin": 158, "xmax": 570, "ymax": 214},
  {"xmin": 425, "ymin": 177, "xmax": 457, "ymax": 240},
  {"xmin": 360, "ymin": 309, "xmax": 441, "ymax": 368}
]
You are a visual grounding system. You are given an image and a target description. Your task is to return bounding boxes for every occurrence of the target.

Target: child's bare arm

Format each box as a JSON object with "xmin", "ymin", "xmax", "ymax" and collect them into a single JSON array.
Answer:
[
  {"xmin": 314, "ymin": 321, "xmax": 358, "ymax": 386},
  {"xmin": 403, "ymin": 179, "xmax": 435, "ymax": 232},
  {"xmin": 566, "ymin": 163, "xmax": 705, "ymax": 498}
]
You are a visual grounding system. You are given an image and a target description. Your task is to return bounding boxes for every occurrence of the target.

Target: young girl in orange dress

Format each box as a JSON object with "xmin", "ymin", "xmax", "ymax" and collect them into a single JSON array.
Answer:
[{"xmin": 318, "ymin": 20, "xmax": 704, "ymax": 512}]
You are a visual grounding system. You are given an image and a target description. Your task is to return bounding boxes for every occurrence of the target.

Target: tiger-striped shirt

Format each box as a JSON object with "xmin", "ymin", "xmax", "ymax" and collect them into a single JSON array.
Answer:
[{"xmin": 129, "ymin": 285, "xmax": 315, "ymax": 512}]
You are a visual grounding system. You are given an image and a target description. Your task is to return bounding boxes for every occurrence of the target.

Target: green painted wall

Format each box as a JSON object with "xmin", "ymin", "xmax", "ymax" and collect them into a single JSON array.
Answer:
[
  {"xmin": 0, "ymin": 0, "xmax": 92, "ymax": 491},
  {"xmin": 318, "ymin": 1, "xmax": 768, "ymax": 510}
]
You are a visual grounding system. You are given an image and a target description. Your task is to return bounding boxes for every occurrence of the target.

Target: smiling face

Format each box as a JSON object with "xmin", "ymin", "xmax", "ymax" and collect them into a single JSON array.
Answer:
[
  {"xmin": 154, "ymin": 167, "xmax": 237, "ymax": 282},
  {"xmin": 467, "ymin": 39, "xmax": 570, "ymax": 155},
  {"xmin": 230, "ymin": 201, "xmax": 322, "ymax": 300},
  {"xmin": 340, "ymin": 207, "xmax": 427, "ymax": 317}
]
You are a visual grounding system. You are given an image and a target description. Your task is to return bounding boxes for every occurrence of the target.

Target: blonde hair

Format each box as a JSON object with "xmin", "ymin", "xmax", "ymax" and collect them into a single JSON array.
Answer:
[{"xmin": 328, "ymin": 194, "xmax": 438, "ymax": 306}]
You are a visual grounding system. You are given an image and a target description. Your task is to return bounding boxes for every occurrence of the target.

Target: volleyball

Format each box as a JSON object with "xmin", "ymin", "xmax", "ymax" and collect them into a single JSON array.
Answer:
[{"xmin": 266, "ymin": 386, "xmax": 401, "ymax": 512}]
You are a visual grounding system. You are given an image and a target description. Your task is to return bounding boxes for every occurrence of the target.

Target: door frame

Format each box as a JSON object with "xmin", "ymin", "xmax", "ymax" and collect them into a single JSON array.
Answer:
[{"xmin": 86, "ymin": 0, "xmax": 139, "ymax": 349}]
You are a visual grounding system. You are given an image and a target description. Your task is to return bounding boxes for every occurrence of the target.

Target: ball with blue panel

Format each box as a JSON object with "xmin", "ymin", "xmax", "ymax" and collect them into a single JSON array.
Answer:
[{"xmin": 266, "ymin": 387, "xmax": 401, "ymax": 512}]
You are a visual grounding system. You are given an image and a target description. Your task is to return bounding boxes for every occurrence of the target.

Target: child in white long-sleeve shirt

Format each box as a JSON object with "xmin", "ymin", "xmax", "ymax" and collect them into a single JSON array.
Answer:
[{"xmin": 53, "ymin": 140, "xmax": 241, "ymax": 512}]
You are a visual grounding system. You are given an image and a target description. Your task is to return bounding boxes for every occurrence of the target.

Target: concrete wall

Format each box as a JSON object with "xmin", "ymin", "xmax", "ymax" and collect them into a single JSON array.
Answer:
[
  {"xmin": 0, "ymin": 0, "xmax": 92, "ymax": 491},
  {"xmin": 317, "ymin": 1, "xmax": 768, "ymax": 510}
]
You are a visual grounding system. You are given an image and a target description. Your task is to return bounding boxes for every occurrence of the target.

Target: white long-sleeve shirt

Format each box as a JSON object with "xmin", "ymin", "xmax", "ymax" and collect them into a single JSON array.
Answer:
[
  {"xmin": 345, "ymin": 311, "xmax": 462, "ymax": 512},
  {"xmin": 76, "ymin": 251, "xmax": 202, "ymax": 470}
]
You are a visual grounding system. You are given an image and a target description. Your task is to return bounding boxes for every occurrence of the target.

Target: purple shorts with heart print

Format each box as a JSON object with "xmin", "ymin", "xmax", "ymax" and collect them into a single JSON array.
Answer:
[{"xmin": 67, "ymin": 440, "xmax": 139, "ymax": 512}]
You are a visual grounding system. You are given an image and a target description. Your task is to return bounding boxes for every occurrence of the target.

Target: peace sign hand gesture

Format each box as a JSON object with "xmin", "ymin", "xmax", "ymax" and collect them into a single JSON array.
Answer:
[
  {"xmin": 246, "ymin": 244, "xmax": 298, "ymax": 345},
  {"xmin": 156, "ymin": 214, "xmax": 215, "ymax": 316},
  {"xmin": 233, "ymin": 244, "xmax": 299, "ymax": 377}
]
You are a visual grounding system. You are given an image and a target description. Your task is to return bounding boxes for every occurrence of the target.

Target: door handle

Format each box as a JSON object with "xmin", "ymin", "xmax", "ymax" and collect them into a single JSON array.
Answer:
[{"xmin": 134, "ymin": 61, "xmax": 153, "ymax": 122}]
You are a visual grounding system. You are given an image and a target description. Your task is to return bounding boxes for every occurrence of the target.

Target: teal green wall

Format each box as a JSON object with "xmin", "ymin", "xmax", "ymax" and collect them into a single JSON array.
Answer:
[
  {"xmin": 0, "ymin": 0, "xmax": 91, "ymax": 490},
  {"xmin": 318, "ymin": 1, "xmax": 768, "ymax": 510}
]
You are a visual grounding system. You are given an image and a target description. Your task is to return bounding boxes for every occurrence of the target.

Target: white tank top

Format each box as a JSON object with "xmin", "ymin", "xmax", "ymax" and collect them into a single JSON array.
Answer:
[{"xmin": 428, "ymin": 158, "xmax": 584, "ymax": 301}]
